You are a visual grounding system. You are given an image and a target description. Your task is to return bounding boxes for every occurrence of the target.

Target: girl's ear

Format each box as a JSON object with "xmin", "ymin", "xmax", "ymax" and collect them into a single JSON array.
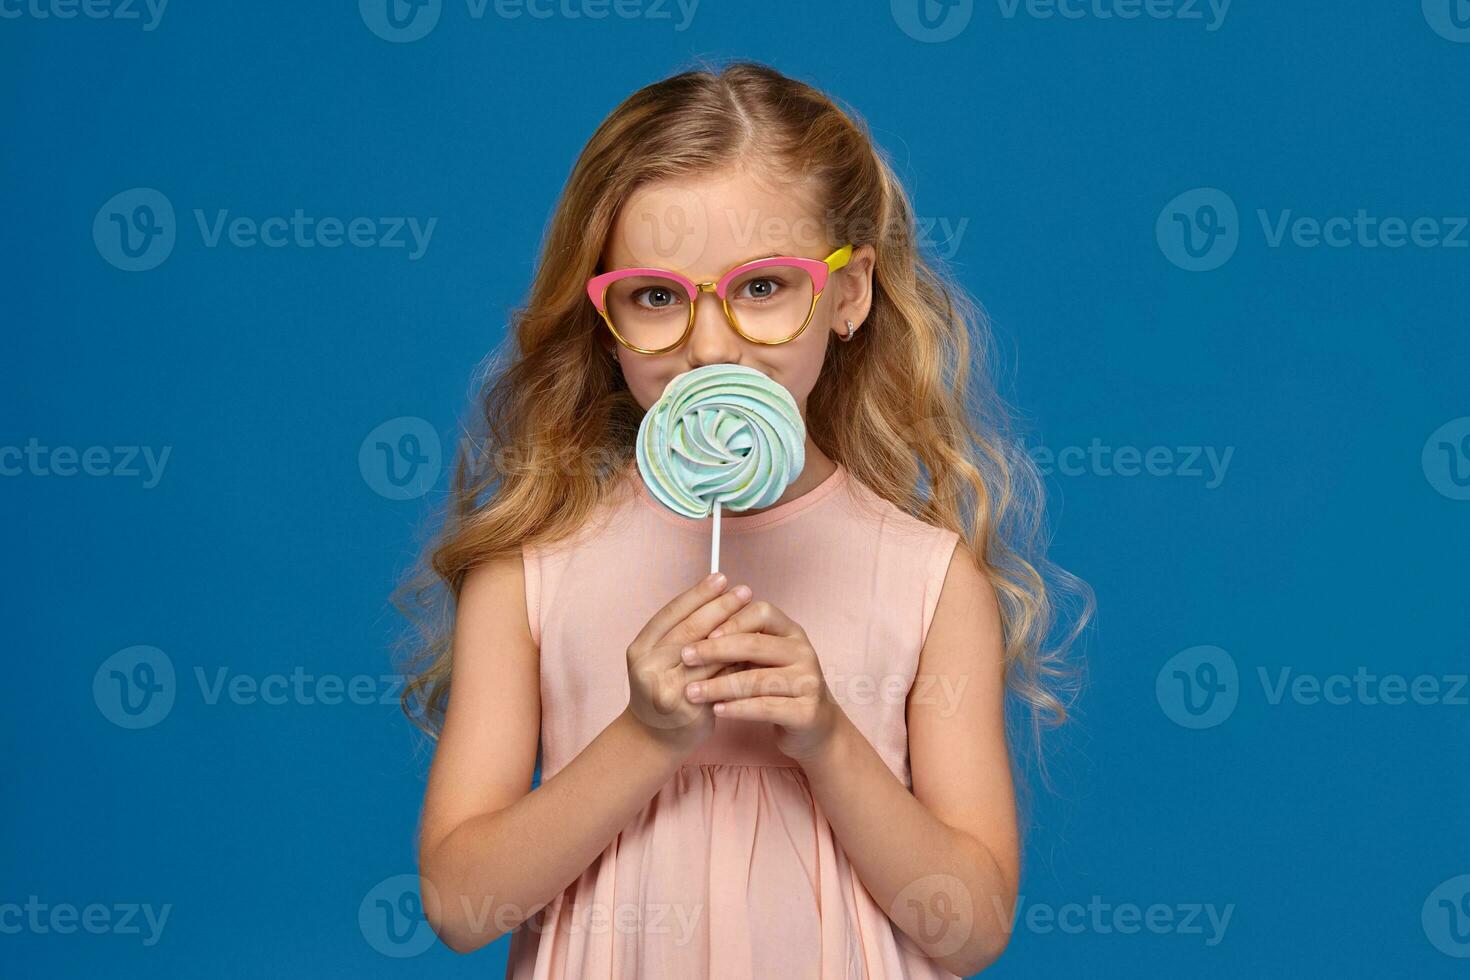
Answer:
[{"xmin": 831, "ymin": 244, "xmax": 876, "ymax": 334}]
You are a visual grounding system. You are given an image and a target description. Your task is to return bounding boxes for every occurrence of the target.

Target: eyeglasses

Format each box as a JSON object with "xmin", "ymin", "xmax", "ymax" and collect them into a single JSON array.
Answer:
[{"xmin": 586, "ymin": 244, "xmax": 855, "ymax": 355}]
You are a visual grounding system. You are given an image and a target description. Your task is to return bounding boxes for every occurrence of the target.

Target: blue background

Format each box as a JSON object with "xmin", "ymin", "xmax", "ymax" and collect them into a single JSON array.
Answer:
[{"xmin": 4, "ymin": 1, "xmax": 1467, "ymax": 976}]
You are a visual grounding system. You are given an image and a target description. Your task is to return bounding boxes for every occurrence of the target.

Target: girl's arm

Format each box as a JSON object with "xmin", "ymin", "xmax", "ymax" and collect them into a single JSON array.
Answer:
[
  {"xmin": 415, "ymin": 556, "xmax": 689, "ymax": 954},
  {"xmin": 799, "ymin": 544, "xmax": 1020, "ymax": 976}
]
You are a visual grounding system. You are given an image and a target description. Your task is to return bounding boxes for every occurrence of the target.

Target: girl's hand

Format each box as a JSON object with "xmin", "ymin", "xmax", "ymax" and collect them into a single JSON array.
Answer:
[
  {"xmin": 624, "ymin": 572, "xmax": 755, "ymax": 754},
  {"xmin": 677, "ymin": 598, "xmax": 844, "ymax": 766}
]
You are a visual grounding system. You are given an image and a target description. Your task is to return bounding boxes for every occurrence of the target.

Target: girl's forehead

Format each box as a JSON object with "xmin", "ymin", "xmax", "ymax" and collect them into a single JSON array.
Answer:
[{"xmin": 606, "ymin": 169, "xmax": 828, "ymax": 275}]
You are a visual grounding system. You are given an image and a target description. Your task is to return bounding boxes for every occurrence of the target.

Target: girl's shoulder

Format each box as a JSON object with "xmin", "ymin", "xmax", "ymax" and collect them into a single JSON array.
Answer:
[
  {"xmin": 836, "ymin": 470, "xmax": 965, "ymax": 608},
  {"xmin": 838, "ymin": 466, "xmax": 962, "ymax": 548},
  {"xmin": 833, "ymin": 469, "xmax": 966, "ymax": 651},
  {"xmin": 521, "ymin": 465, "xmax": 643, "ymax": 560}
]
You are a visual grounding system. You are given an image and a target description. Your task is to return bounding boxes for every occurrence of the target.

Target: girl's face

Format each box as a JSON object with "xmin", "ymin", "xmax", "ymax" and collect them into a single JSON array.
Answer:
[{"xmin": 599, "ymin": 166, "xmax": 875, "ymax": 417}]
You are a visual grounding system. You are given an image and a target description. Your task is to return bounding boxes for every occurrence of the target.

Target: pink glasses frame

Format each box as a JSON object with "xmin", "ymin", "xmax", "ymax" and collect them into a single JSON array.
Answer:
[{"xmin": 586, "ymin": 244, "xmax": 855, "ymax": 355}]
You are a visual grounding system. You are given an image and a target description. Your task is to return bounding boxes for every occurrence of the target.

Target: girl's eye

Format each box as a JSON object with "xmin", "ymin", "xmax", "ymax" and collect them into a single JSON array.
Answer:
[
  {"xmin": 633, "ymin": 286, "xmax": 685, "ymax": 311},
  {"xmin": 736, "ymin": 277, "xmax": 783, "ymax": 301}
]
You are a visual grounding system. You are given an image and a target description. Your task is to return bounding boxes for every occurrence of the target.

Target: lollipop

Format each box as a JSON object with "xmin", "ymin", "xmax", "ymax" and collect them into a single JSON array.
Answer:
[{"xmin": 636, "ymin": 363, "xmax": 806, "ymax": 573}]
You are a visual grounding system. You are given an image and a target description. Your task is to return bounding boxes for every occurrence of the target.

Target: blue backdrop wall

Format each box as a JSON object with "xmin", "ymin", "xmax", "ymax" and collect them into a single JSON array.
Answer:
[{"xmin": 4, "ymin": 2, "xmax": 1468, "ymax": 976}]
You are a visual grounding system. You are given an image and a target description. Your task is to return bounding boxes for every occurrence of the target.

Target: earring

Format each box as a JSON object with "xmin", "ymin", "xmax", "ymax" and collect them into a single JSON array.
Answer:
[{"xmin": 840, "ymin": 319, "xmax": 859, "ymax": 342}]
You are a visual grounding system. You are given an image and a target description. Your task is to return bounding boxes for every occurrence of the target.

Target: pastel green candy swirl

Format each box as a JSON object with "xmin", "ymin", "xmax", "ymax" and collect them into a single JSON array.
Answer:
[{"xmin": 635, "ymin": 363, "xmax": 806, "ymax": 519}]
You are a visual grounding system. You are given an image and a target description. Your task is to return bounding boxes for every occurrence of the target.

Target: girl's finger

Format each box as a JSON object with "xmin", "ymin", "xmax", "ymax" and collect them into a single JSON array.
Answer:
[
  {"xmin": 708, "ymin": 599, "xmax": 804, "ymax": 641},
  {"xmin": 680, "ymin": 632, "xmax": 792, "ymax": 668},
  {"xmin": 688, "ymin": 666, "xmax": 817, "ymax": 704},
  {"xmin": 679, "ymin": 658, "xmax": 741, "ymax": 686},
  {"xmin": 660, "ymin": 583, "xmax": 754, "ymax": 651},
  {"xmin": 632, "ymin": 570, "xmax": 729, "ymax": 655},
  {"xmin": 711, "ymin": 696, "xmax": 796, "ymax": 724},
  {"xmin": 632, "ymin": 573, "xmax": 731, "ymax": 652}
]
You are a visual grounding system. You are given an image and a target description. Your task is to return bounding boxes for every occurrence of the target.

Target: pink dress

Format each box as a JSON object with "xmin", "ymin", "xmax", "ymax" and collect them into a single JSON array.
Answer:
[{"xmin": 507, "ymin": 459, "xmax": 962, "ymax": 979}]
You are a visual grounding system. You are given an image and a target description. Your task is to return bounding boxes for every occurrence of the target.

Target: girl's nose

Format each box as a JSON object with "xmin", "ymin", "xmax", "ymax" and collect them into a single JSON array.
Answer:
[{"xmin": 684, "ymin": 290, "xmax": 742, "ymax": 367}]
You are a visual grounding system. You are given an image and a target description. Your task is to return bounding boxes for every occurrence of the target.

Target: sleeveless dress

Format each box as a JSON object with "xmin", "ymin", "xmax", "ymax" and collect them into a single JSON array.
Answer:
[{"xmin": 507, "ymin": 459, "xmax": 963, "ymax": 979}]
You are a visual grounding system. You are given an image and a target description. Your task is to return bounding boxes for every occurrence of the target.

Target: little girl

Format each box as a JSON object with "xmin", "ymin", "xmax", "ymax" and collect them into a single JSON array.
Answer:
[{"xmin": 398, "ymin": 60, "xmax": 1088, "ymax": 979}]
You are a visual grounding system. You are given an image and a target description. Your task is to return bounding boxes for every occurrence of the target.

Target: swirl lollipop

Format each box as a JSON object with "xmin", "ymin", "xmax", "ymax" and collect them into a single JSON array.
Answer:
[{"xmin": 636, "ymin": 363, "xmax": 806, "ymax": 573}]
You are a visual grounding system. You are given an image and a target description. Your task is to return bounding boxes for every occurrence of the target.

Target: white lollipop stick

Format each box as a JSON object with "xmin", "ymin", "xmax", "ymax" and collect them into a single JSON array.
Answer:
[{"xmin": 711, "ymin": 499, "xmax": 722, "ymax": 574}]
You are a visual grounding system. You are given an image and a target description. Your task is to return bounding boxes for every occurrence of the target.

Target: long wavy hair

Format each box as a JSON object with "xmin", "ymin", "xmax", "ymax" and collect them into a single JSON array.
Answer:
[{"xmin": 395, "ymin": 59, "xmax": 1092, "ymax": 788}]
